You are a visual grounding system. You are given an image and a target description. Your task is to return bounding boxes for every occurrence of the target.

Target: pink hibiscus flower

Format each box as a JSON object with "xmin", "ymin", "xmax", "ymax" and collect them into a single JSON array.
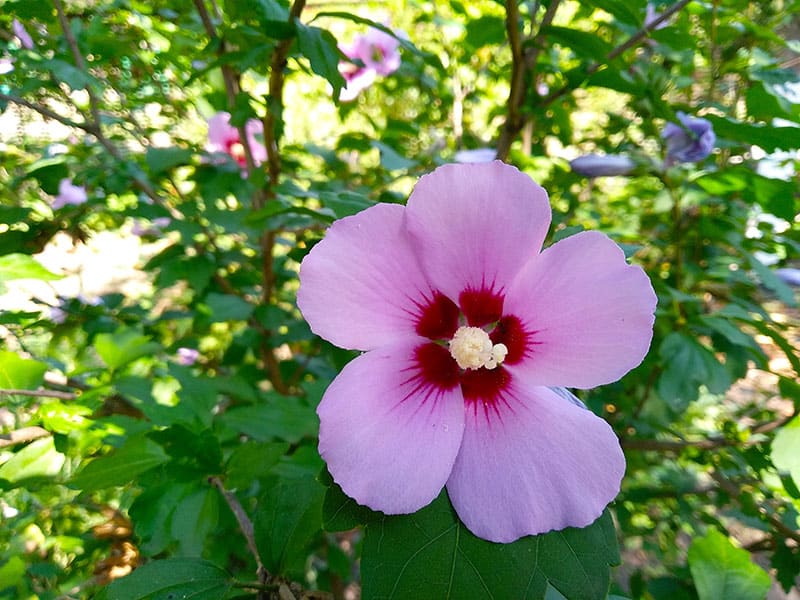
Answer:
[
  {"xmin": 206, "ymin": 112, "xmax": 267, "ymax": 167},
  {"xmin": 297, "ymin": 161, "xmax": 657, "ymax": 543},
  {"xmin": 52, "ymin": 178, "xmax": 88, "ymax": 210},
  {"xmin": 338, "ymin": 27, "xmax": 401, "ymax": 102}
]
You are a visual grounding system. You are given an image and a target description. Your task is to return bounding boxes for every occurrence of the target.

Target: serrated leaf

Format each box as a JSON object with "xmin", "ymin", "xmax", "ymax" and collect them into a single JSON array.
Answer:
[
  {"xmin": 96, "ymin": 558, "xmax": 232, "ymax": 600},
  {"xmin": 254, "ymin": 473, "xmax": 325, "ymax": 578},
  {"xmin": 688, "ymin": 529, "xmax": 770, "ymax": 600},
  {"xmin": 220, "ymin": 400, "xmax": 317, "ymax": 443},
  {"xmin": 94, "ymin": 328, "xmax": 162, "ymax": 371},
  {"xmin": 69, "ymin": 435, "xmax": 169, "ymax": 492},
  {"xmin": 294, "ymin": 21, "xmax": 345, "ymax": 93},
  {"xmin": 322, "ymin": 477, "xmax": 377, "ymax": 532},
  {"xmin": 0, "ymin": 254, "xmax": 62, "ymax": 283},
  {"xmin": 225, "ymin": 441, "xmax": 288, "ymax": 490},
  {"xmin": 361, "ymin": 492, "xmax": 618, "ymax": 600}
]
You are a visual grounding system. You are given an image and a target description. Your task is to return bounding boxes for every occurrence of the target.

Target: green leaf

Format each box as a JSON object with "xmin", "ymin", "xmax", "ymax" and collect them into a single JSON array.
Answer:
[
  {"xmin": 46, "ymin": 58, "xmax": 94, "ymax": 90},
  {"xmin": 220, "ymin": 399, "xmax": 317, "ymax": 443},
  {"xmin": 465, "ymin": 15, "xmax": 506, "ymax": 49},
  {"xmin": 254, "ymin": 473, "xmax": 325, "ymax": 577},
  {"xmin": 145, "ymin": 146, "xmax": 194, "ymax": 175},
  {"xmin": 322, "ymin": 476, "xmax": 377, "ymax": 532},
  {"xmin": 93, "ymin": 328, "xmax": 162, "ymax": 371},
  {"xmin": 0, "ymin": 437, "xmax": 65, "ymax": 484},
  {"xmin": 0, "ymin": 254, "xmax": 62, "ymax": 283},
  {"xmin": 201, "ymin": 292, "xmax": 254, "ymax": 322},
  {"xmin": 772, "ymin": 416, "xmax": 800, "ymax": 488},
  {"xmin": 361, "ymin": 492, "xmax": 619, "ymax": 600},
  {"xmin": 372, "ymin": 141, "xmax": 417, "ymax": 171},
  {"xmin": 294, "ymin": 21, "xmax": 345, "ymax": 94},
  {"xmin": 688, "ymin": 529, "xmax": 770, "ymax": 600},
  {"xmin": 318, "ymin": 190, "xmax": 375, "ymax": 218},
  {"xmin": 69, "ymin": 435, "xmax": 169, "ymax": 492},
  {"xmin": 96, "ymin": 558, "xmax": 232, "ymax": 600},
  {"xmin": 225, "ymin": 441, "xmax": 289, "ymax": 489},
  {"xmin": 542, "ymin": 25, "xmax": 614, "ymax": 59},
  {"xmin": 0, "ymin": 351, "xmax": 48, "ymax": 391},
  {"xmin": 706, "ymin": 115, "xmax": 800, "ymax": 152},
  {"xmin": 169, "ymin": 486, "xmax": 219, "ymax": 556}
]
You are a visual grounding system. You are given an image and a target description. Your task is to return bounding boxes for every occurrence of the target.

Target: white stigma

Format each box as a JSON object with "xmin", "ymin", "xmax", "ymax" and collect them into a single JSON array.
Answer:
[{"xmin": 448, "ymin": 326, "xmax": 508, "ymax": 371}]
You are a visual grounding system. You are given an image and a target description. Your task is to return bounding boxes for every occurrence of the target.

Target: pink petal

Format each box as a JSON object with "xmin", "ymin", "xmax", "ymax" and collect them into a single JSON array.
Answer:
[
  {"xmin": 297, "ymin": 203, "xmax": 437, "ymax": 351},
  {"xmin": 206, "ymin": 112, "xmax": 237, "ymax": 150},
  {"xmin": 446, "ymin": 382, "xmax": 625, "ymax": 543},
  {"xmin": 503, "ymin": 230, "xmax": 656, "ymax": 388},
  {"xmin": 318, "ymin": 339, "xmax": 465, "ymax": 514},
  {"xmin": 404, "ymin": 162, "xmax": 551, "ymax": 303}
]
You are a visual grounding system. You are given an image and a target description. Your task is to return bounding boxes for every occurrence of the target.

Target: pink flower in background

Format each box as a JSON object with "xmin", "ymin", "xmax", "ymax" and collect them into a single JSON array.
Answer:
[
  {"xmin": 12, "ymin": 19, "xmax": 33, "ymax": 50},
  {"xmin": 298, "ymin": 161, "xmax": 657, "ymax": 543},
  {"xmin": 52, "ymin": 178, "xmax": 88, "ymax": 210},
  {"xmin": 356, "ymin": 27, "xmax": 401, "ymax": 76},
  {"xmin": 0, "ymin": 58, "xmax": 14, "ymax": 74},
  {"xmin": 176, "ymin": 347, "xmax": 200, "ymax": 366},
  {"xmin": 338, "ymin": 27, "xmax": 401, "ymax": 102},
  {"xmin": 206, "ymin": 112, "xmax": 267, "ymax": 167}
]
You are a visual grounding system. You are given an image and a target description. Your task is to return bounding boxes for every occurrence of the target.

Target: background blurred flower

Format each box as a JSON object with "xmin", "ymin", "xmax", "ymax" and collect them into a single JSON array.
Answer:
[
  {"xmin": 12, "ymin": 19, "xmax": 34, "ymax": 50},
  {"xmin": 454, "ymin": 148, "xmax": 496, "ymax": 163},
  {"xmin": 206, "ymin": 112, "xmax": 267, "ymax": 167},
  {"xmin": 51, "ymin": 178, "xmax": 88, "ymax": 210},
  {"xmin": 662, "ymin": 112, "xmax": 715, "ymax": 163},
  {"xmin": 175, "ymin": 347, "xmax": 200, "ymax": 366},
  {"xmin": 0, "ymin": 57, "xmax": 14, "ymax": 74},
  {"xmin": 338, "ymin": 26, "xmax": 401, "ymax": 102},
  {"xmin": 570, "ymin": 153, "xmax": 636, "ymax": 177}
]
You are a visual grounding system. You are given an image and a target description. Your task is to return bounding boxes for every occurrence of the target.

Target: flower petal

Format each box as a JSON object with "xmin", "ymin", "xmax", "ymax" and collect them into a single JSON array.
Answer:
[
  {"xmin": 318, "ymin": 339, "xmax": 465, "ymax": 514},
  {"xmin": 404, "ymin": 161, "xmax": 551, "ymax": 302},
  {"xmin": 503, "ymin": 230, "xmax": 656, "ymax": 388},
  {"xmin": 298, "ymin": 203, "xmax": 443, "ymax": 350},
  {"xmin": 446, "ymin": 382, "xmax": 625, "ymax": 543}
]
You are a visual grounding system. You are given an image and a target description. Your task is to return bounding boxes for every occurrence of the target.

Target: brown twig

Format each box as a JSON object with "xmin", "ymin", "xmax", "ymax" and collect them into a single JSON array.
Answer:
[
  {"xmin": 496, "ymin": 0, "xmax": 561, "ymax": 161},
  {"xmin": 0, "ymin": 426, "xmax": 51, "ymax": 448},
  {"xmin": 539, "ymin": 0, "xmax": 693, "ymax": 109},
  {"xmin": 710, "ymin": 470, "xmax": 800, "ymax": 545},
  {"xmin": 209, "ymin": 476, "xmax": 271, "ymax": 599},
  {"xmin": 0, "ymin": 388, "xmax": 77, "ymax": 400}
]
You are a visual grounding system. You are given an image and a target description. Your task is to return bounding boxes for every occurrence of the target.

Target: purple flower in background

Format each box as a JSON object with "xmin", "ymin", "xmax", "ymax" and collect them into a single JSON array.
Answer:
[
  {"xmin": 52, "ymin": 178, "xmax": 88, "ymax": 210},
  {"xmin": 644, "ymin": 3, "xmax": 670, "ymax": 30},
  {"xmin": 298, "ymin": 161, "xmax": 657, "ymax": 543},
  {"xmin": 775, "ymin": 268, "xmax": 800, "ymax": 287},
  {"xmin": 570, "ymin": 153, "xmax": 637, "ymax": 177},
  {"xmin": 206, "ymin": 112, "xmax": 267, "ymax": 167},
  {"xmin": 0, "ymin": 58, "xmax": 14, "ymax": 75},
  {"xmin": 338, "ymin": 27, "xmax": 401, "ymax": 102},
  {"xmin": 454, "ymin": 148, "xmax": 497, "ymax": 164},
  {"xmin": 662, "ymin": 112, "xmax": 715, "ymax": 163},
  {"xmin": 12, "ymin": 19, "xmax": 34, "ymax": 50},
  {"xmin": 176, "ymin": 347, "xmax": 200, "ymax": 366}
]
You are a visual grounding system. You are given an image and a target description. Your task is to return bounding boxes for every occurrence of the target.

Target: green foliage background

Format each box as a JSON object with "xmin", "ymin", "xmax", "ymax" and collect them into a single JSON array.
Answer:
[{"xmin": 0, "ymin": 0, "xmax": 799, "ymax": 598}]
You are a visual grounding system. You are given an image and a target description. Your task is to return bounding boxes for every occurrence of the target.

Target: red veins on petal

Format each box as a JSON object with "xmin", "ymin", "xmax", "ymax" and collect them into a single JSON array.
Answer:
[
  {"xmin": 414, "ymin": 342, "xmax": 461, "ymax": 391},
  {"xmin": 459, "ymin": 287, "xmax": 504, "ymax": 327},
  {"xmin": 415, "ymin": 292, "xmax": 460, "ymax": 340},
  {"xmin": 490, "ymin": 315, "xmax": 531, "ymax": 365}
]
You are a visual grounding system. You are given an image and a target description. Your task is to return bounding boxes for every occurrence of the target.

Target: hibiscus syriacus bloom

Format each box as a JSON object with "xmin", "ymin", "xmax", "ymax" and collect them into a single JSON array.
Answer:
[
  {"xmin": 298, "ymin": 161, "xmax": 657, "ymax": 543},
  {"xmin": 52, "ymin": 178, "xmax": 88, "ymax": 210},
  {"xmin": 338, "ymin": 27, "xmax": 401, "ymax": 102},
  {"xmin": 662, "ymin": 112, "xmax": 715, "ymax": 163},
  {"xmin": 206, "ymin": 112, "xmax": 267, "ymax": 167}
]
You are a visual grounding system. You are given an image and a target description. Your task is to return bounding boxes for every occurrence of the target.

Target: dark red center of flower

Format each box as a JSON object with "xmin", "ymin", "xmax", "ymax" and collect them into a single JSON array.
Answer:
[
  {"xmin": 411, "ymin": 288, "xmax": 532, "ymax": 407},
  {"xmin": 225, "ymin": 140, "xmax": 247, "ymax": 166}
]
